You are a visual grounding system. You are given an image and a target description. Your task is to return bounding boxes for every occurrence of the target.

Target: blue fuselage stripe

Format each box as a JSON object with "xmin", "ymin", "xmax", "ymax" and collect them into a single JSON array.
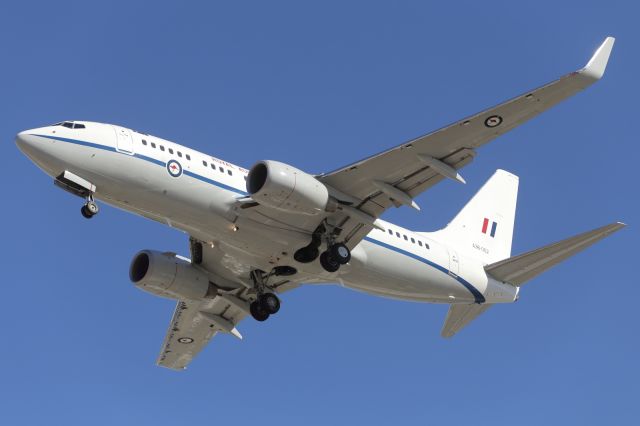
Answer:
[
  {"xmin": 34, "ymin": 134, "xmax": 246, "ymax": 194},
  {"xmin": 363, "ymin": 236, "xmax": 485, "ymax": 303},
  {"xmin": 183, "ymin": 170, "xmax": 245, "ymax": 195},
  {"xmin": 34, "ymin": 133, "xmax": 485, "ymax": 303}
]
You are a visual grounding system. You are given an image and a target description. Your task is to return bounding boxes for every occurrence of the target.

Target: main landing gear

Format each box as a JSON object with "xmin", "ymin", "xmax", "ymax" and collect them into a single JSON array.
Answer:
[
  {"xmin": 294, "ymin": 224, "xmax": 351, "ymax": 273},
  {"xmin": 248, "ymin": 269, "xmax": 282, "ymax": 322},
  {"xmin": 319, "ymin": 242, "xmax": 351, "ymax": 272},
  {"xmin": 80, "ymin": 196, "xmax": 99, "ymax": 219}
]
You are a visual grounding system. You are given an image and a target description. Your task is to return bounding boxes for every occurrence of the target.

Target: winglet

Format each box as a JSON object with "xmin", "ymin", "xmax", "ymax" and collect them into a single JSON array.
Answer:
[{"xmin": 580, "ymin": 37, "xmax": 615, "ymax": 80}]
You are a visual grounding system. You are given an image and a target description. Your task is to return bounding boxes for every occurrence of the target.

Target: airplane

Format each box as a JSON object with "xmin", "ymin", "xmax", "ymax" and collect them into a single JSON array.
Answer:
[{"xmin": 16, "ymin": 37, "xmax": 624, "ymax": 370}]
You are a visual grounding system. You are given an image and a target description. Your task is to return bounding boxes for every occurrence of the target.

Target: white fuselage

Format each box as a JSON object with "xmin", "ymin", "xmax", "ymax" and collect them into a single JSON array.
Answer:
[{"xmin": 16, "ymin": 121, "xmax": 518, "ymax": 306}]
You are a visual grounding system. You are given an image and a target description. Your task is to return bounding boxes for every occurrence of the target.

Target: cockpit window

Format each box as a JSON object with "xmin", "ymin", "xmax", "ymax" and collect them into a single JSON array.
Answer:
[{"xmin": 53, "ymin": 121, "xmax": 85, "ymax": 129}]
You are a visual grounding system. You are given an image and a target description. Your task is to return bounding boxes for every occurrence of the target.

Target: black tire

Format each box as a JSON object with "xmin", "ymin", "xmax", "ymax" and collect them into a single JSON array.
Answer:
[
  {"xmin": 250, "ymin": 301, "xmax": 270, "ymax": 321},
  {"xmin": 330, "ymin": 243, "xmax": 351, "ymax": 265},
  {"xmin": 319, "ymin": 251, "xmax": 340, "ymax": 273},
  {"xmin": 259, "ymin": 293, "xmax": 280, "ymax": 315},
  {"xmin": 81, "ymin": 205, "xmax": 93, "ymax": 219}
]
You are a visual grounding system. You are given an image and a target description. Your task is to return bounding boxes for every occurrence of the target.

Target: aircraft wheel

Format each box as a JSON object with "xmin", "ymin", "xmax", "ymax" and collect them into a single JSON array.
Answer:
[
  {"xmin": 330, "ymin": 243, "xmax": 351, "ymax": 265},
  {"xmin": 319, "ymin": 251, "xmax": 340, "ymax": 273},
  {"xmin": 259, "ymin": 293, "xmax": 280, "ymax": 315},
  {"xmin": 81, "ymin": 205, "xmax": 94, "ymax": 219},
  {"xmin": 86, "ymin": 201, "xmax": 99, "ymax": 215},
  {"xmin": 250, "ymin": 301, "xmax": 270, "ymax": 322}
]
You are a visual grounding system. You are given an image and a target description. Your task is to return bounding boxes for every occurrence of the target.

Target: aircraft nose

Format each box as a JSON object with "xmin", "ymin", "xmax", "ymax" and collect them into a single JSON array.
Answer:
[{"xmin": 15, "ymin": 130, "xmax": 36, "ymax": 151}]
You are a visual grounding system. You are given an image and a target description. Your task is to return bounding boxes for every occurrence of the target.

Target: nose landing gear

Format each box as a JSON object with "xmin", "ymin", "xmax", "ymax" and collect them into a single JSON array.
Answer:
[{"xmin": 80, "ymin": 197, "xmax": 99, "ymax": 219}]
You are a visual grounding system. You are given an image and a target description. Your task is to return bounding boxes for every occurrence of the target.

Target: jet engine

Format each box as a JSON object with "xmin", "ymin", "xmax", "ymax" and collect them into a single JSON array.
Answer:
[
  {"xmin": 129, "ymin": 250, "xmax": 211, "ymax": 300},
  {"xmin": 246, "ymin": 160, "xmax": 330, "ymax": 215}
]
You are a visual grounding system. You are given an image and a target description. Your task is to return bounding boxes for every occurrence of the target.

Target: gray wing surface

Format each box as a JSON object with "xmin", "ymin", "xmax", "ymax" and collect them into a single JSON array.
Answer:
[
  {"xmin": 441, "ymin": 304, "xmax": 493, "ymax": 338},
  {"xmin": 157, "ymin": 292, "xmax": 250, "ymax": 370},
  {"xmin": 156, "ymin": 240, "xmax": 305, "ymax": 370},
  {"xmin": 318, "ymin": 38, "xmax": 614, "ymax": 249}
]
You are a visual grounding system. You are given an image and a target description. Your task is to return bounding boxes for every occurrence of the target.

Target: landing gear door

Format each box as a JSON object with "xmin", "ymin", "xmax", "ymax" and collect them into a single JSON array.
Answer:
[{"xmin": 113, "ymin": 125, "xmax": 134, "ymax": 154}]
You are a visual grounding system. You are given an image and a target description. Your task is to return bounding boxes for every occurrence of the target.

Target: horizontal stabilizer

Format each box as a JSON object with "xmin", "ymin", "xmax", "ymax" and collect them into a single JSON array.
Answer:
[
  {"xmin": 485, "ymin": 222, "xmax": 625, "ymax": 286},
  {"xmin": 441, "ymin": 304, "xmax": 493, "ymax": 338}
]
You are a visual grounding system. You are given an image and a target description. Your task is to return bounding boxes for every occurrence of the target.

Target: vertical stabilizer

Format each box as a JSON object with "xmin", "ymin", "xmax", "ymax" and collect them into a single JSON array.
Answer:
[{"xmin": 430, "ymin": 170, "xmax": 519, "ymax": 264}]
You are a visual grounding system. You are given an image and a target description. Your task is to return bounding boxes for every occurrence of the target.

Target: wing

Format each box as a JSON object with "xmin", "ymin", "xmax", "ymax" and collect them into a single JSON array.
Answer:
[
  {"xmin": 156, "ymin": 291, "xmax": 250, "ymax": 370},
  {"xmin": 155, "ymin": 238, "xmax": 306, "ymax": 370},
  {"xmin": 318, "ymin": 37, "xmax": 614, "ymax": 248}
]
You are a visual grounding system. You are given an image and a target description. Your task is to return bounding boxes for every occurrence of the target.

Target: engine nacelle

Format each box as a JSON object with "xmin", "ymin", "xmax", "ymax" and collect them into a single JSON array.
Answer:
[
  {"xmin": 246, "ymin": 160, "xmax": 329, "ymax": 215},
  {"xmin": 129, "ymin": 250, "xmax": 211, "ymax": 301}
]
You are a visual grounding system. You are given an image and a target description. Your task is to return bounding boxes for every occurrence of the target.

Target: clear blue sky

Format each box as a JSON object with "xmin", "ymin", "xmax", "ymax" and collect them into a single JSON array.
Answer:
[{"xmin": 1, "ymin": 1, "xmax": 637, "ymax": 424}]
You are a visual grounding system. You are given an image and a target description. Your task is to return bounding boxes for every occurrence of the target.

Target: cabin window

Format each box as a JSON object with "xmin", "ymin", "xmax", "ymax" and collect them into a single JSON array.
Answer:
[
  {"xmin": 186, "ymin": 154, "xmax": 191, "ymax": 161},
  {"xmin": 388, "ymin": 229, "xmax": 393, "ymax": 235},
  {"xmin": 168, "ymin": 148, "xmax": 174, "ymax": 154},
  {"xmin": 227, "ymin": 169, "xmax": 232, "ymax": 176},
  {"xmin": 425, "ymin": 243, "xmax": 430, "ymax": 250},
  {"xmin": 418, "ymin": 241, "xmax": 423, "ymax": 247},
  {"xmin": 177, "ymin": 151, "xmax": 182, "ymax": 158},
  {"xmin": 151, "ymin": 142, "xmax": 156, "ymax": 148},
  {"xmin": 411, "ymin": 237, "xmax": 415, "ymax": 244},
  {"xmin": 160, "ymin": 145, "xmax": 165, "ymax": 151},
  {"xmin": 211, "ymin": 164, "xmax": 215, "ymax": 170},
  {"xmin": 219, "ymin": 166, "xmax": 224, "ymax": 173},
  {"xmin": 142, "ymin": 139, "xmax": 147, "ymax": 145},
  {"xmin": 202, "ymin": 160, "xmax": 207, "ymax": 167},
  {"xmin": 395, "ymin": 232, "xmax": 400, "ymax": 238},
  {"xmin": 403, "ymin": 235, "xmax": 408, "ymax": 241}
]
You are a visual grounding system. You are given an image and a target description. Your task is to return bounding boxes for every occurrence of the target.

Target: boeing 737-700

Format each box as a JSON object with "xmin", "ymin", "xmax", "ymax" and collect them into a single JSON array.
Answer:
[{"xmin": 16, "ymin": 37, "xmax": 624, "ymax": 370}]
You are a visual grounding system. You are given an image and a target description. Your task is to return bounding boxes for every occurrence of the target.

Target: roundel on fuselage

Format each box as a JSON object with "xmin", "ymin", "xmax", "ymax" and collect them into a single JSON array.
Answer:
[{"xmin": 167, "ymin": 159, "xmax": 183, "ymax": 178}]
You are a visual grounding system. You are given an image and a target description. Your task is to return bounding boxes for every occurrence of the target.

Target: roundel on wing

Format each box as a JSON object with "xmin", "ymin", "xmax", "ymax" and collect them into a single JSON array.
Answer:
[
  {"xmin": 484, "ymin": 115, "xmax": 503, "ymax": 128},
  {"xmin": 167, "ymin": 159, "xmax": 183, "ymax": 177}
]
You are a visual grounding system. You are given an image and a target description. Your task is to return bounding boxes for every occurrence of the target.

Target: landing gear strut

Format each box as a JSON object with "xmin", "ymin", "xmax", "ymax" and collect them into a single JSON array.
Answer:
[
  {"xmin": 80, "ymin": 196, "xmax": 99, "ymax": 219},
  {"xmin": 248, "ymin": 269, "xmax": 282, "ymax": 322}
]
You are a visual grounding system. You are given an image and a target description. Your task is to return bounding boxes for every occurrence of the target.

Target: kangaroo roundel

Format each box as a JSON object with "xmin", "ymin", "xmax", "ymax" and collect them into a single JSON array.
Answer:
[{"xmin": 167, "ymin": 159, "xmax": 182, "ymax": 177}]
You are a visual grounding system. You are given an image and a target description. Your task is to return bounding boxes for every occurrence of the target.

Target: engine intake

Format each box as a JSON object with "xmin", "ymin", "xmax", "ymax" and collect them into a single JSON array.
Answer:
[
  {"xmin": 246, "ymin": 160, "xmax": 329, "ymax": 215},
  {"xmin": 129, "ymin": 250, "xmax": 210, "ymax": 300}
]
